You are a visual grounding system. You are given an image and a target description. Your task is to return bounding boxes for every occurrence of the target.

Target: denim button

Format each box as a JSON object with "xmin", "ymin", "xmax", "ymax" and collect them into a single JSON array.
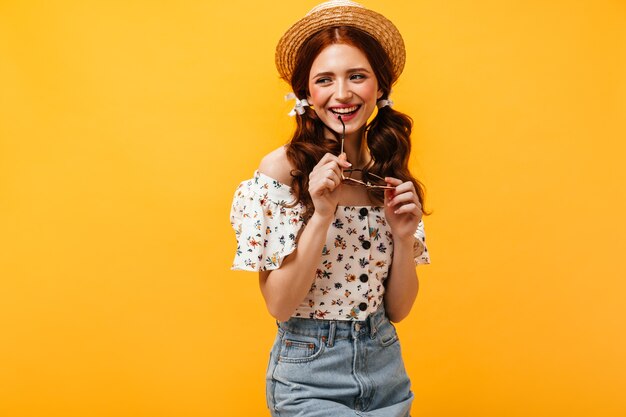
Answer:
[
  {"xmin": 359, "ymin": 274, "xmax": 368, "ymax": 283},
  {"xmin": 362, "ymin": 241, "xmax": 371, "ymax": 249},
  {"xmin": 359, "ymin": 208, "xmax": 368, "ymax": 216},
  {"xmin": 358, "ymin": 302, "xmax": 367, "ymax": 311}
]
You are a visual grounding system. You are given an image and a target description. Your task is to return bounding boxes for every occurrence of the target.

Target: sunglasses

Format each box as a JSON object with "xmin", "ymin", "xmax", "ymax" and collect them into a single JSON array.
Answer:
[{"xmin": 338, "ymin": 116, "xmax": 395, "ymax": 190}]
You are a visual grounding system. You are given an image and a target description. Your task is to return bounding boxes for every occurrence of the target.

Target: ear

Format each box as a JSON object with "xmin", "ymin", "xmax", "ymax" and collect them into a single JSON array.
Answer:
[{"xmin": 377, "ymin": 88, "xmax": 383, "ymax": 100}]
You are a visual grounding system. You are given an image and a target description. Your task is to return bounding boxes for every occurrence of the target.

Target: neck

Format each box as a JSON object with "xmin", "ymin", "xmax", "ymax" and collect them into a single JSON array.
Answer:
[{"xmin": 327, "ymin": 125, "xmax": 370, "ymax": 168}]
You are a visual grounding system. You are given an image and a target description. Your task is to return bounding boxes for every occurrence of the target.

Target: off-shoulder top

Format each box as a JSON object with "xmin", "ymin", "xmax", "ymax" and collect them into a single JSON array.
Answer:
[{"xmin": 230, "ymin": 170, "xmax": 431, "ymax": 321}]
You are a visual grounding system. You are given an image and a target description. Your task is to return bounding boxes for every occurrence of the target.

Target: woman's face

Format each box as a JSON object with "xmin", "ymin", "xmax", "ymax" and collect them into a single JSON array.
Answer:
[{"xmin": 307, "ymin": 43, "xmax": 383, "ymax": 139}]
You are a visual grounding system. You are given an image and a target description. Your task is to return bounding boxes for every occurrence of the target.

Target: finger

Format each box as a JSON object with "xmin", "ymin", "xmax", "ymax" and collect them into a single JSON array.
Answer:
[
  {"xmin": 322, "ymin": 177, "xmax": 338, "ymax": 190},
  {"xmin": 312, "ymin": 170, "xmax": 338, "ymax": 187},
  {"xmin": 387, "ymin": 192, "xmax": 418, "ymax": 208},
  {"xmin": 384, "ymin": 178, "xmax": 401, "ymax": 203},
  {"xmin": 318, "ymin": 153, "xmax": 337, "ymax": 164},
  {"xmin": 316, "ymin": 161, "xmax": 344, "ymax": 181},
  {"xmin": 384, "ymin": 177, "xmax": 403, "ymax": 186},
  {"xmin": 312, "ymin": 154, "xmax": 336, "ymax": 175},
  {"xmin": 338, "ymin": 152, "xmax": 351, "ymax": 168},
  {"xmin": 323, "ymin": 165, "xmax": 344, "ymax": 187},
  {"xmin": 310, "ymin": 176, "xmax": 338, "ymax": 196},
  {"xmin": 324, "ymin": 168, "xmax": 342, "ymax": 188},
  {"xmin": 320, "ymin": 152, "xmax": 351, "ymax": 168},
  {"xmin": 392, "ymin": 202, "xmax": 420, "ymax": 216},
  {"xmin": 392, "ymin": 181, "xmax": 416, "ymax": 195},
  {"xmin": 315, "ymin": 153, "xmax": 351, "ymax": 172},
  {"xmin": 310, "ymin": 159, "xmax": 337, "ymax": 178}
]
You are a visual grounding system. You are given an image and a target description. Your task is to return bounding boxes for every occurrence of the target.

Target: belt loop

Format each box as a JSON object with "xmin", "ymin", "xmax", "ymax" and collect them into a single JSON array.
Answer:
[
  {"xmin": 328, "ymin": 321, "xmax": 337, "ymax": 347},
  {"xmin": 368, "ymin": 313, "xmax": 377, "ymax": 339}
]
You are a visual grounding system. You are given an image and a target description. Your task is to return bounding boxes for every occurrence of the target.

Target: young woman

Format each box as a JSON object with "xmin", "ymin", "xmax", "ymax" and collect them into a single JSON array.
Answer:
[{"xmin": 230, "ymin": 1, "xmax": 431, "ymax": 415}]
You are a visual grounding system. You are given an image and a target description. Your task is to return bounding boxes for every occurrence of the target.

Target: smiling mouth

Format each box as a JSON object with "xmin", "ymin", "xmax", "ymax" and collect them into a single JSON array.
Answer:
[{"xmin": 330, "ymin": 105, "xmax": 361, "ymax": 116}]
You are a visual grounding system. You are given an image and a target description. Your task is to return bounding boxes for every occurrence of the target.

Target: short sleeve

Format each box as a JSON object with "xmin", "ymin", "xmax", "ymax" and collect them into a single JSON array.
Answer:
[
  {"xmin": 413, "ymin": 220, "xmax": 431, "ymax": 265},
  {"xmin": 230, "ymin": 170, "xmax": 305, "ymax": 271}
]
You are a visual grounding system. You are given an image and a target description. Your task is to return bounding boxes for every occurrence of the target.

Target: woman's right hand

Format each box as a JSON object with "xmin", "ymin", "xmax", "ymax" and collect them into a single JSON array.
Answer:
[{"xmin": 308, "ymin": 152, "xmax": 351, "ymax": 219}]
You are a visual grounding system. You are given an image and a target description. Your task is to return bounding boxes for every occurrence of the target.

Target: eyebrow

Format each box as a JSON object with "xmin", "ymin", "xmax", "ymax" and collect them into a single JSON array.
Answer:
[{"xmin": 312, "ymin": 67, "xmax": 372, "ymax": 78}]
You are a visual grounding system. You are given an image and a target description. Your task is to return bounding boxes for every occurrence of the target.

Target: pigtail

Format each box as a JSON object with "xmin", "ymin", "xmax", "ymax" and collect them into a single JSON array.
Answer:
[{"xmin": 366, "ymin": 105, "xmax": 431, "ymax": 216}]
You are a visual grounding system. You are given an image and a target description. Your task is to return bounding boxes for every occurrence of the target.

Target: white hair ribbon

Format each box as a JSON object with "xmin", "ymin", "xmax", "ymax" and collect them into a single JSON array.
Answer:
[
  {"xmin": 285, "ymin": 92, "xmax": 310, "ymax": 116},
  {"xmin": 377, "ymin": 98, "xmax": 394, "ymax": 109}
]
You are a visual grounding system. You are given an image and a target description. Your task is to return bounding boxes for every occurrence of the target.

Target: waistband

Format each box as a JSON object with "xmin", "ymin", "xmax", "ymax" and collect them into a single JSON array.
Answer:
[{"xmin": 277, "ymin": 305, "xmax": 388, "ymax": 347}]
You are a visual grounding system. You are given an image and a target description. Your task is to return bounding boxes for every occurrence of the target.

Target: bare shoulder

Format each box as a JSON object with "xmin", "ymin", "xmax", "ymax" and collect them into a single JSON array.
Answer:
[{"xmin": 258, "ymin": 145, "xmax": 294, "ymax": 186}]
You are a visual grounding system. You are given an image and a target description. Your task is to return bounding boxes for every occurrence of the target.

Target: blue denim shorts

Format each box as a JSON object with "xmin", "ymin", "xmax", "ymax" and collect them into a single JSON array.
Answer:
[{"xmin": 265, "ymin": 306, "xmax": 413, "ymax": 416}]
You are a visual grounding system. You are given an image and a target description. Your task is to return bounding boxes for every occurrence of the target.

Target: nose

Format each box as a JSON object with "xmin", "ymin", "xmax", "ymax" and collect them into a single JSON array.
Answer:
[{"xmin": 335, "ymin": 79, "xmax": 353, "ymax": 102}]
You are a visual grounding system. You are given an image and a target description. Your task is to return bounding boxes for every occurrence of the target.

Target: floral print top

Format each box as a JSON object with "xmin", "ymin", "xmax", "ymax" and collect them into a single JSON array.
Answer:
[{"xmin": 230, "ymin": 170, "xmax": 431, "ymax": 321}]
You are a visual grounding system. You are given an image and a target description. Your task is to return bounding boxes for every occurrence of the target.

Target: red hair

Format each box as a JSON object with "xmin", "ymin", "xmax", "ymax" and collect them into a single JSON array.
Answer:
[{"xmin": 285, "ymin": 26, "xmax": 430, "ymax": 218}]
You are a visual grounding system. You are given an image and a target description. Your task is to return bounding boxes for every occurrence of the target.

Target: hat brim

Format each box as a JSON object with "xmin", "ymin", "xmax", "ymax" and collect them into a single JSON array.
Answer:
[{"xmin": 275, "ymin": 5, "xmax": 405, "ymax": 84}]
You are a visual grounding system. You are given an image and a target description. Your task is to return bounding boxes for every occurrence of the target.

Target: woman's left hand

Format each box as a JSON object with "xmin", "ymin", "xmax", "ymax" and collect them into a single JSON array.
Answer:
[{"xmin": 384, "ymin": 177, "xmax": 422, "ymax": 242}]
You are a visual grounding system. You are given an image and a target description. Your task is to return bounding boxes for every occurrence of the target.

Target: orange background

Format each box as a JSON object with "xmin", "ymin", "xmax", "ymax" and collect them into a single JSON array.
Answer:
[{"xmin": 1, "ymin": 1, "xmax": 625, "ymax": 416}]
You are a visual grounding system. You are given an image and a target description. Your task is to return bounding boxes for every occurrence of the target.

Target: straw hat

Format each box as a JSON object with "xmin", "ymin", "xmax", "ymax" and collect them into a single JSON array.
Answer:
[{"xmin": 275, "ymin": 0, "xmax": 406, "ymax": 84}]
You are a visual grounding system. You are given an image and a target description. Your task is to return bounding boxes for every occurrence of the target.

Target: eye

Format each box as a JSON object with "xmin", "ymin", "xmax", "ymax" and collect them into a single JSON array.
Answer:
[
  {"xmin": 315, "ymin": 77, "xmax": 332, "ymax": 84},
  {"xmin": 350, "ymin": 73, "xmax": 366, "ymax": 81}
]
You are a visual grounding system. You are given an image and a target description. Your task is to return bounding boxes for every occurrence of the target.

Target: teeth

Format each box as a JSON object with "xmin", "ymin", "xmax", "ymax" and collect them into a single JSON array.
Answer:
[{"xmin": 331, "ymin": 105, "xmax": 359, "ymax": 114}]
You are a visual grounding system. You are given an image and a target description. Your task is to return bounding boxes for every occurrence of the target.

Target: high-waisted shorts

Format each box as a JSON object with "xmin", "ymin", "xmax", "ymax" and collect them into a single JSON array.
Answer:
[{"xmin": 265, "ymin": 306, "xmax": 413, "ymax": 416}]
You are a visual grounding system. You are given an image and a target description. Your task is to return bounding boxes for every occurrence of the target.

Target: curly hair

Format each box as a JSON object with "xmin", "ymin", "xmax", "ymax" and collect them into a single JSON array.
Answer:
[{"xmin": 285, "ymin": 26, "xmax": 430, "ymax": 219}]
